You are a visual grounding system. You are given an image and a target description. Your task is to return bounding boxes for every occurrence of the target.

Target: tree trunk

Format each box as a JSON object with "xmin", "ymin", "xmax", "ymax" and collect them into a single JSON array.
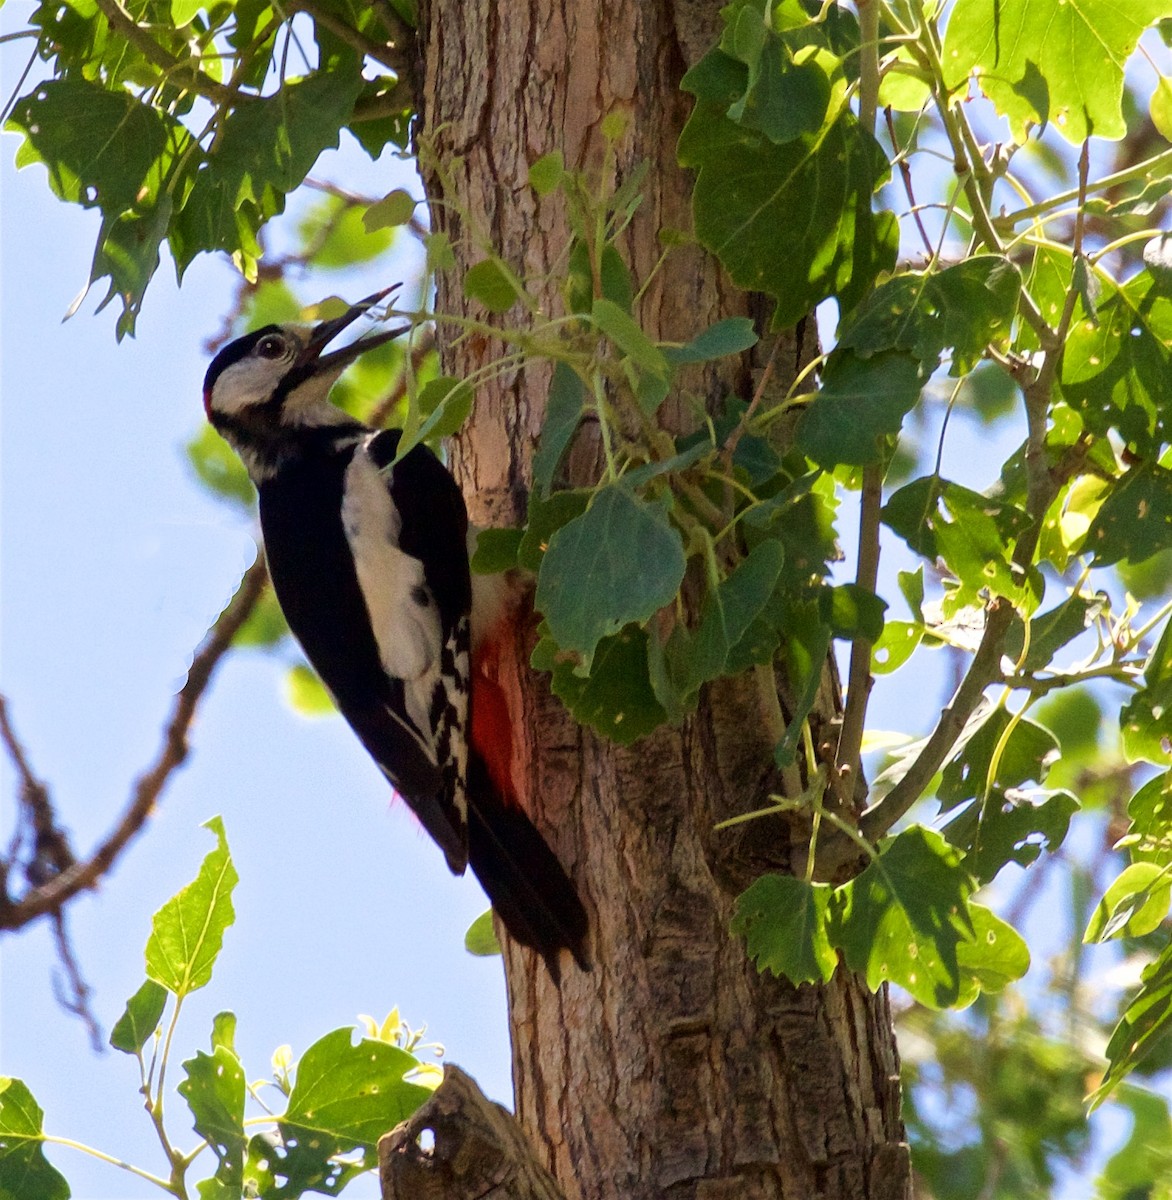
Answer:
[{"xmin": 417, "ymin": 3, "xmax": 911, "ymax": 1197}]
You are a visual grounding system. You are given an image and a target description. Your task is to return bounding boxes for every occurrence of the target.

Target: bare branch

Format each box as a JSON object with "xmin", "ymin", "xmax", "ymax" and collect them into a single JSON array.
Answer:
[{"xmin": 0, "ymin": 551, "xmax": 269, "ymax": 931}]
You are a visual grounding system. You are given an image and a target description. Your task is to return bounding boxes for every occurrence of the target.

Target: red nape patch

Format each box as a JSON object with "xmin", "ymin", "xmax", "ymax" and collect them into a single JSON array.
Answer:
[
  {"xmin": 470, "ymin": 643, "xmax": 519, "ymax": 809},
  {"xmin": 202, "ymin": 388, "xmax": 213, "ymax": 419}
]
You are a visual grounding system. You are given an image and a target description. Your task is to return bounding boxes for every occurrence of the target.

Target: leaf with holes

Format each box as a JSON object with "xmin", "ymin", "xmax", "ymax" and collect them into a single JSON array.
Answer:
[
  {"xmin": 264, "ymin": 1028, "xmax": 431, "ymax": 1195},
  {"xmin": 179, "ymin": 1044, "xmax": 246, "ymax": 1193},
  {"xmin": 828, "ymin": 826, "xmax": 977, "ymax": 1008},
  {"xmin": 1086, "ymin": 464, "xmax": 1172, "ymax": 568},
  {"xmin": 954, "ymin": 903, "xmax": 1031, "ymax": 1006}
]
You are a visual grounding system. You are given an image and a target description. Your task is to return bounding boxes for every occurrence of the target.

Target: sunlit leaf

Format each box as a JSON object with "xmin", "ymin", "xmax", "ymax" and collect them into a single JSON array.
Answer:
[
  {"xmin": 0, "ymin": 1078, "xmax": 69, "ymax": 1200},
  {"xmin": 144, "ymin": 817, "xmax": 238, "ymax": 997}
]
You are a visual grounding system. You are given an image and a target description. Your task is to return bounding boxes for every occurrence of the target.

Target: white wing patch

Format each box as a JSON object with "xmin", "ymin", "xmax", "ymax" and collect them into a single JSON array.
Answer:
[
  {"xmin": 341, "ymin": 446, "xmax": 440, "ymax": 681},
  {"xmin": 341, "ymin": 440, "xmax": 470, "ymax": 823}
]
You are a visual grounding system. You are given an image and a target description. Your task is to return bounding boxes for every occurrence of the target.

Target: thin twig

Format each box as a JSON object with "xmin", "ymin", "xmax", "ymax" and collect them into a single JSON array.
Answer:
[
  {"xmin": 837, "ymin": 463, "xmax": 883, "ymax": 785},
  {"xmin": 885, "ymin": 107, "xmax": 935, "ymax": 257},
  {"xmin": 0, "ymin": 552, "xmax": 269, "ymax": 931},
  {"xmin": 50, "ymin": 912, "xmax": 103, "ymax": 1052}
]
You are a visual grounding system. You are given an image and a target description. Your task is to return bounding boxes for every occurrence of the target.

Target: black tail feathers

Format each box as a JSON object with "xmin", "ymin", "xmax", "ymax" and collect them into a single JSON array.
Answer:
[{"xmin": 466, "ymin": 755, "xmax": 591, "ymax": 982}]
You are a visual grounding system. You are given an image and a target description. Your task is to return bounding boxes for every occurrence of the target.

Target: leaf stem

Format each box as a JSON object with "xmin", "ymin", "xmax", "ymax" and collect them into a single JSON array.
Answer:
[{"xmin": 42, "ymin": 1136, "xmax": 174, "ymax": 1192}]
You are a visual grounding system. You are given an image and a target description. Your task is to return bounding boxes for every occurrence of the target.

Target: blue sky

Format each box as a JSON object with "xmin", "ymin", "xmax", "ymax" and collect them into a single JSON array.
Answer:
[{"xmin": 0, "ymin": 84, "xmax": 517, "ymax": 1200}]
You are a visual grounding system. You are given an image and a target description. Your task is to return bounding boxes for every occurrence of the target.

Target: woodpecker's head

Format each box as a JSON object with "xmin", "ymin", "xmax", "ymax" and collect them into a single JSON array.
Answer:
[{"xmin": 202, "ymin": 289, "xmax": 406, "ymax": 459}]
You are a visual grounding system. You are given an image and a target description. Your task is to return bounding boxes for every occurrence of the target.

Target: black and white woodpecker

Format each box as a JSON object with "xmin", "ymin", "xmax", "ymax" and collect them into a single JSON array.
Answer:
[{"xmin": 202, "ymin": 290, "xmax": 589, "ymax": 979}]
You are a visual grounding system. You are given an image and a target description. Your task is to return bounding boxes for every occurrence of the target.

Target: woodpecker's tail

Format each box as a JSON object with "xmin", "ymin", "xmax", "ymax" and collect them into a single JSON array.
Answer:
[{"xmin": 466, "ymin": 754, "xmax": 591, "ymax": 981}]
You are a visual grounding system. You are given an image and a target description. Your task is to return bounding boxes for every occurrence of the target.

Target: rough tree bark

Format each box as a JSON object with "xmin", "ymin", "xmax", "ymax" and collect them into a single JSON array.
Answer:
[{"xmin": 416, "ymin": 3, "xmax": 911, "ymax": 1198}]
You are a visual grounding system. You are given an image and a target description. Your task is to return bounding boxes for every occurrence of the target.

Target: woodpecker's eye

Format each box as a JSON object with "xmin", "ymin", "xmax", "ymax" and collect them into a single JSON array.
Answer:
[{"xmin": 256, "ymin": 334, "xmax": 287, "ymax": 359}]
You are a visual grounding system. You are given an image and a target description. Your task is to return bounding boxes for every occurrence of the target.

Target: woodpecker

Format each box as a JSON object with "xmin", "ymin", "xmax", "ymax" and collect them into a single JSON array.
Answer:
[{"xmin": 202, "ymin": 291, "xmax": 589, "ymax": 979}]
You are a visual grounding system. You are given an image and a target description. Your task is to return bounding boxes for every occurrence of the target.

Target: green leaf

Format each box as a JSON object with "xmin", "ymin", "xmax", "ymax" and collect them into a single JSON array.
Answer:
[
  {"xmin": 954, "ymin": 903, "xmax": 1030, "ymax": 1005},
  {"xmin": 1086, "ymin": 463, "xmax": 1172, "ymax": 567},
  {"xmin": 187, "ymin": 425, "xmax": 256, "ymax": 509},
  {"xmin": 871, "ymin": 620, "xmax": 924, "ymax": 675},
  {"xmin": 464, "ymin": 909, "xmax": 501, "ymax": 957},
  {"xmin": 212, "ymin": 1011, "xmax": 237, "ymax": 1055},
  {"xmin": 821, "ymin": 583, "xmax": 887, "ymax": 641},
  {"xmin": 363, "ymin": 188, "xmax": 417, "ymax": 231},
  {"xmin": 109, "ymin": 979, "xmax": 168, "ymax": 1055},
  {"xmin": 1093, "ymin": 940, "xmax": 1172, "ymax": 1107},
  {"xmin": 797, "ymin": 351, "xmax": 926, "ymax": 468},
  {"xmin": 519, "ymin": 490, "xmax": 592, "ymax": 571},
  {"xmin": 732, "ymin": 875, "xmax": 837, "ymax": 985},
  {"xmin": 536, "ymin": 485, "xmax": 686, "ymax": 670},
  {"xmin": 300, "ymin": 199, "xmax": 393, "ymax": 270},
  {"xmin": 0, "ymin": 1078, "xmax": 69, "ymax": 1200},
  {"xmin": 463, "ymin": 259, "xmax": 518, "ymax": 314},
  {"xmin": 214, "ymin": 71, "xmax": 363, "ymax": 204},
  {"xmin": 267, "ymin": 1028, "xmax": 431, "ymax": 1192},
  {"xmin": 724, "ymin": 6, "xmax": 831, "ymax": 143},
  {"xmin": 528, "ymin": 150, "xmax": 565, "ymax": 195},
  {"xmin": 284, "ymin": 664, "xmax": 336, "ymax": 716},
  {"xmin": 937, "ymin": 708, "xmax": 1059, "ymax": 812},
  {"xmin": 592, "ymin": 298, "xmax": 670, "ymax": 380},
  {"xmin": 145, "ymin": 817, "xmax": 237, "ymax": 997},
  {"xmin": 883, "ymin": 476, "xmax": 1039, "ymax": 611},
  {"xmin": 835, "ymin": 257, "xmax": 1021, "ymax": 374},
  {"xmin": 399, "ymin": 377, "xmax": 474, "ymax": 457},
  {"xmin": 1127, "ymin": 770, "xmax": 1172, "ymax": 865},
  {"xmin": 7, "ymin": 79, "xmax": 174, "ymax": 209},
  {"xmin": 942, "ymin": 0, "xmax": 1169, "ymax": 143},
  {"xmin": 675, "ymin": 541, "xmax": 786, "ymax": 695},
  {"xmin": 1085, "ymin": 862, "xmax": 1172, "ymax": 942},
  {"xmin": 1122, "ymin": 615, "xmax": 1172, "ymax": 764},
  {"xmin": 680, "ymin": 52, "xmax": 897, "ymax": 328},
  {"xmin": 1059, "ymin": 265, "xmax": 1172, "ymax": 455},
  {"xmin": 532, "ymin": 624, "xmax": 668, "ymax": 745},
  {"xmin": 178, "ymin": 1045, "xmax": 246, "ymax": 1192},
  {"xmin": 1001, "ymin": 592, "xmax": 1096, "ymax": 673},
  {"xmin": 233, "ymin": 586, "xmax": 289, "ymax": 650},
  {"xmin": 424, "ymin": 230, "xmax": 456, "ymax": 274},
  {"xmin": 533, "ymin": 363, "xmax": 586, "ymax": 497},
  {"xmin": 1096, "ymin": 1085, "xmax": 1172, "ymax": 1196},
  {"xmin": 470, "ymin": 528, "xmax": 523, "ymax": 574},
  {"xmin": 943, "ymin": 787, "xmax": 1079, "ymax": 885},
  {"xmin": 661, "ymin": 317, "xmax": 759, "ymax": 367},
  {"xmin": 828, "ymin": 826, "xmax": 976, "ymax": 1008}
]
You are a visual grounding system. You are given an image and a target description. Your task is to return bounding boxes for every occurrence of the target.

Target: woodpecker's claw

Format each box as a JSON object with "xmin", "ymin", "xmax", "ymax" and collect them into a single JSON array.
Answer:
[{"xmin": 301, "ymin": 286, "xmax": 406, "ymax": 372}]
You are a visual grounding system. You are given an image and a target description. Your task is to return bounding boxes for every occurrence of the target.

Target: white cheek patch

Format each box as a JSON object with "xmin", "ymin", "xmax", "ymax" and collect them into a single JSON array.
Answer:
[
  {"xmin": 209, "ymin": 356, "xmax": 294, "ymax": 415},
  {"xmin": 341, "ymin": 445, "xmax": 442, "ymax": 682}
]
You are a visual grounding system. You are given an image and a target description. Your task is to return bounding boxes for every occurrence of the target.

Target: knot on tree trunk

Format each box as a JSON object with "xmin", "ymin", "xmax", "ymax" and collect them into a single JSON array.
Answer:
[{"xmin": 379, "ymin": 1064, "xmax": 567, "ymax": 1200}]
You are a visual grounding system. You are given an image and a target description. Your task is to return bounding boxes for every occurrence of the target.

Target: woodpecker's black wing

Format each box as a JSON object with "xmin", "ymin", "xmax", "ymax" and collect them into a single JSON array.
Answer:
[{"xmin": 257, "ymin": 428, "xmax": 469, "ymax": 871}]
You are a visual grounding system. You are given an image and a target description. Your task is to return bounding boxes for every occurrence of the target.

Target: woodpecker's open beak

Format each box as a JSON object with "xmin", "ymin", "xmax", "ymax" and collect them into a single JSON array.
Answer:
[{"xmin": 299, "ymin": 287, "xmax": 408, "ymax": 373}]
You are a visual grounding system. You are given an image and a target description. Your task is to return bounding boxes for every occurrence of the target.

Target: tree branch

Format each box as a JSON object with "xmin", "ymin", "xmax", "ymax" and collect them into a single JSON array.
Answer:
[
  {"xmin": 379, "ymin": 1065, "xmax": 567, "ymax": 1200},
  {"xmin": 0, "ymin": 551, "xmax": 269, "ymax": 931}
]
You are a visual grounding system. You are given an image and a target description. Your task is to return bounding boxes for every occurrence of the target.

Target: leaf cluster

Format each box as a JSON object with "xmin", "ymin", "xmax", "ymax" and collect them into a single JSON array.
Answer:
[
  {"xmin": 0, "ymin": 820, "xmax": 435, "ymax": 1200},
  {"xmin": 4, "ymin": 0, "xmax": 414, "ymax": 336}
]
